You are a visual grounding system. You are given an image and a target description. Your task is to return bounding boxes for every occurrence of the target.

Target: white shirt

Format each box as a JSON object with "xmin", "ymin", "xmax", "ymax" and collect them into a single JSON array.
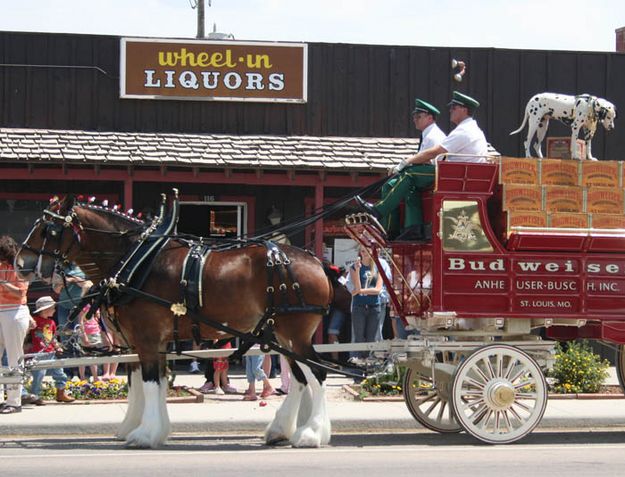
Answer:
[
  {"xmin": 420, "ymin": 122, "xmax": 447, "ymax": 164},
  {"xmin": 420, "ymin": 122, "xmax": 447, "ymax": 150},
  {"xmin": 440, "ymin": 117, "xmax": 488, "ymax": 163}
]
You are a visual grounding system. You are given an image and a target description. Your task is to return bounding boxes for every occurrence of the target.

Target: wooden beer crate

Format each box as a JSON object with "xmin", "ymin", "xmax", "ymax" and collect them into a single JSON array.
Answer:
[
  {"xmin": 502, "ymin": 184, "xmax": 543, "ymax": 211},
  {"xmin": 590, "ymin": 213, "xmax": 625, "ymax": 229},
  {"xmin": 540, "ymin": 158, "xmax": 580, "ymax": 186},
  {"xmin": 586, "ymin": 187, "xmax": 625, "ymax": 214},
  {"xmin": 549, "ymin": 212, "xmax": 588, "ymax": 228},
  {"xmin": 506, "ymin": 210, "xmax": 548, "ymax": 228},
  {"xmin": 499, "ymin": 156, "xmax": 540, "ymax": 184},
  {"xmin": 546, "ymin": 137, "xmax": 586, "ymax": 160},
  {"xmin": 543, "ymin": 185, "xmax": 584, "ymax": 213},
  {"xmin": 581, "ymin": 160, "xmax": 622, "ymax": 188}
]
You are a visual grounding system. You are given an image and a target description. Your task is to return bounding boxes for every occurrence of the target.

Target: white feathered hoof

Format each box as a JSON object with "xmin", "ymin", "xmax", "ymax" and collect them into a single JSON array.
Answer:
[
  {"xmin": 290, "ymin": 427, "xmax": 323, "ymax": 448},
  {"xmin": 265, "ymin": 433, "xmax": 290, "ymax": 446},
  {"xmin": 265, "ymin": 425, "xmax": 291, "ymax": 446},
  {"xmin": 116, "ymin": 420, "xmax": 140, "ymax": 441},
  {"xmin": 124, "ymin": 425, "xmax": 168, "ymax": 449}
]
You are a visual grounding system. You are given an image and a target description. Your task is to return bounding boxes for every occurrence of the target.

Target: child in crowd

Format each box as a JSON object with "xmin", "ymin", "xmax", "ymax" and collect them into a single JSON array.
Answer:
[
  {"xmin": 209, "ymin": 339, "xmax": 237, "ymax": 395},
  {"xmin": 100, "ymin": 306, "xmax": 119, "ymax": 381},
  {"xmin": 197, "ymin": 354, "xmax": 216, "ymax": 393},
  {"xmin": 243, "ymin": 346, "xmax": 274, "ymax": 401},
  {"xmin": 77, "ymin": 304, "xmax": 103, "ymax": 381},
  {"xmin": 29, "ymin": 296, "xmax": 75, "ymax": 403},
  {"xmin": 100, "ymin": 352, "xmax": 118, "ymax": 381}
]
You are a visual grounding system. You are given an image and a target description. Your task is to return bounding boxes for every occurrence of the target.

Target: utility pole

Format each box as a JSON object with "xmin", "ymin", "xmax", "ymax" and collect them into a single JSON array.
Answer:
[{"xmin": 196, "ymin": 0, "xmax": 205, "ymax": 39}]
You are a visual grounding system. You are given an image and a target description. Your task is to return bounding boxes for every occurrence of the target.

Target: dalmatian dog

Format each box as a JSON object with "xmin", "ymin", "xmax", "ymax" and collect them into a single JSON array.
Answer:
[{"xmin": 510, "ymin": 92, "xmax": 617, "ymax": 160}]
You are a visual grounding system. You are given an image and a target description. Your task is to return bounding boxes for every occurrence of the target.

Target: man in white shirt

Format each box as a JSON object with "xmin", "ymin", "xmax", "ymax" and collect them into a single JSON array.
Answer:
[
  {"xmin": 357, "ymin": 91, "xmax": 489, "ymax": 241},
  {"xmin": 377, "ymin": 98, "xmax": 446, "ymax": 239}
]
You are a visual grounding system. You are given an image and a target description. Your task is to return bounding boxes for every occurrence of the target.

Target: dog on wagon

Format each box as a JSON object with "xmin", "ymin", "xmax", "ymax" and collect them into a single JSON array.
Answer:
[{"xmin": 510, "ymin": 92, "xmax": 617, "ymax": 160}]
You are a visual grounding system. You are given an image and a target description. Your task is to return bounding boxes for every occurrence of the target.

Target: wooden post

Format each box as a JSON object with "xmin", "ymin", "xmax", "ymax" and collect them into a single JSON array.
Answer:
[
  {"xmin": 124, "ymin": 177, "xmax": 133, "ymax": 211},
  {"xmin": 196, "ymin": 0, "xmax": 205, "ymax": 39},
  {"xmin": 313, "ymin": 181, "xmax": 324, "ymax": 345}
]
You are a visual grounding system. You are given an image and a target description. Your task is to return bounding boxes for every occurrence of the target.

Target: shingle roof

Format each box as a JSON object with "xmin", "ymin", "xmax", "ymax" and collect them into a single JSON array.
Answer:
[{"xmin": 0, "ymin": 128, "xmax": 423, "ymax": 173}]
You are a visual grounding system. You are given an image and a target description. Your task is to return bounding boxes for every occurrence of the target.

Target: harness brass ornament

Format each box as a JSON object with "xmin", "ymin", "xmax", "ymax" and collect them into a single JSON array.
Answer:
[{"xmin": 170, "ymin": 302, "xmax": 187, "ymax": 317}]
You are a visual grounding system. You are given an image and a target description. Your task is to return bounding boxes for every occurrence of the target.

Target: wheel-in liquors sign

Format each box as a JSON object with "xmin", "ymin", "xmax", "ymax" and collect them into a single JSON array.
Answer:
[{"xmin": 120, "ymin": 38, "xmax": 307, "ymax": 103}]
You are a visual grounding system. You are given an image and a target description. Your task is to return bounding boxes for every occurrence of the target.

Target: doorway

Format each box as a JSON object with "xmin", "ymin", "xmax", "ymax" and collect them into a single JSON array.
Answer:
[{"xmin": 178, "ymin": 201, "xmax": 247, "ymax": 238}]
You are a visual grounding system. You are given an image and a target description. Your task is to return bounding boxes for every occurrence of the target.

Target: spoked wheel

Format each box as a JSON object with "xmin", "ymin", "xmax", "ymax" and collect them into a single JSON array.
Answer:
[
  {"xmin": 451, "ymin": 344, "xmax": 548, "ymax": 444},
  {"xmin": 403, "ymin": 352, "xmax": 462, "ymax": 433}
]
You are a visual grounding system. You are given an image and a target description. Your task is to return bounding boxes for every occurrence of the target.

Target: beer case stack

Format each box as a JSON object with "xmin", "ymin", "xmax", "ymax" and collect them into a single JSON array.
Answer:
[{"xmin": 499, "ymin": 157, "xmax": 625, "ymax": 237}]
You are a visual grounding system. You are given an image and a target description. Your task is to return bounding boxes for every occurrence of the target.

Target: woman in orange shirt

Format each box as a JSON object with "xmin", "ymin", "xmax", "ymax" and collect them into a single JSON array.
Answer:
[{"xmin": 0, "ymin": 235, "xmax": 32, "ymax": 414}]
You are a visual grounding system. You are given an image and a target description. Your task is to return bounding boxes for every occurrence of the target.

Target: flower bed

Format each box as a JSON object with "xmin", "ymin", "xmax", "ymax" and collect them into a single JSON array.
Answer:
[
  {"xmin": 36, "ymin": 378, "xmax": 129, "ymax": 401},
  {"xmin": 30, "ymin": 379, "xmax": 201, "ymax": 403},
  {"xmin": 356, "ymin": 366, "xmax": 405, "ymax": 399}
]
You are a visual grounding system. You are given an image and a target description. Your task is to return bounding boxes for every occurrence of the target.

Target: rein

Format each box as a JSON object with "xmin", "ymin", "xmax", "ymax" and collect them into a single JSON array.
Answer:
[
  {"xmin": 113, "ymin": 283, "xmax": 364, "ymax": 379},
  {"xmin": 251, "ymin": 174, "xmax": 390, "ymax": 241}
]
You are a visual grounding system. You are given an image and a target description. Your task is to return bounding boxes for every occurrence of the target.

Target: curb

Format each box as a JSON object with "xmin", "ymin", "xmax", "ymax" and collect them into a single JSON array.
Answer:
[
  {"xmin": 4, "ymin": 414, "xmax": 625, "ymax": 437},
  {"xmin": 0, "ymin": 419, "xmax": 420, "ymax": 437},
  {"xmin": 344, "ymin": 384, "xmax": 625, "ymax": 402},
  {"xmin": 548, "ymin": 393, "xmax": 625, "ymax": 400}
]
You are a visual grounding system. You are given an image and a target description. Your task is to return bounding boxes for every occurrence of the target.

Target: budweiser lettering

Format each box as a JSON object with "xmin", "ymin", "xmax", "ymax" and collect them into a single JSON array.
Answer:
[{"xmin": 447, "ymin": 257, "xmax": 625, "ymax": 274}]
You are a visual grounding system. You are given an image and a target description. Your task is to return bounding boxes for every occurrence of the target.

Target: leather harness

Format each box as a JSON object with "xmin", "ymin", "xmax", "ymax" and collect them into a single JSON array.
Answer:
[
  {"xmin": 29, "ymin": 190, "xmax": 368, "ymax": 378},
  {"xmin": 61, "ymin": 192, "xmax": 330, "ymax": 366}
]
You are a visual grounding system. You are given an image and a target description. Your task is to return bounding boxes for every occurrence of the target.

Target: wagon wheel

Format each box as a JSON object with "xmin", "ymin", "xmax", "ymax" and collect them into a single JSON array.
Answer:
[
  {"xmin": 451, "ymin": 344, "xmax": 548, "ymax": 444},
  {"xmin": 403, "ymin": 352, "xmax": 462, "ymax": 433},
  {"xmin": 617, "ymin": 345, "xmax": 625, "ymax": 392}
]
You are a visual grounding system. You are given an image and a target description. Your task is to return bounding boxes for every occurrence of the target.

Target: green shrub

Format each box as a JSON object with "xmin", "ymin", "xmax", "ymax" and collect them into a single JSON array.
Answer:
[{"xmin": 548, "ymin": 341, "xmax": 610, "ymax": 394}]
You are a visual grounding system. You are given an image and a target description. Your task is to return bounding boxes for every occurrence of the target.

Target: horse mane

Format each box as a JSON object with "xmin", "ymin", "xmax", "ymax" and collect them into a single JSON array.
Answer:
[
  {"xmin": 76, "ymin": 201, "xmax": 146, "ymax": 230},
  {"xmin": 66, "ymin": 202, "xmax": 147, "ymax": 281}
]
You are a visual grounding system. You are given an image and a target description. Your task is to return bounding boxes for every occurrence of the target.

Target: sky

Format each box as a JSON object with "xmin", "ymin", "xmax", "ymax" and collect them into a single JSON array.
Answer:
[{"xmin": 1, "ymin": 0, "xmax": 624, "ymax": 52}]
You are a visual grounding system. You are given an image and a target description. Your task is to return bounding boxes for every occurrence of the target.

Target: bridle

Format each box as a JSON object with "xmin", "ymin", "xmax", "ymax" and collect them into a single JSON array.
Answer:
[{"xmin": 20, "ymin": 206, "xmax": 83, "ymax": 277}]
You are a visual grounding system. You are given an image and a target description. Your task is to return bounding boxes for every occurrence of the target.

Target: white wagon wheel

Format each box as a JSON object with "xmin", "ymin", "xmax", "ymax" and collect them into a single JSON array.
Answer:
[
  {"xmin": 403, "ymin": 352, "xmax": 462, "ymax": 433},
  {"xmin": 451, "ymin": 344, "xmax": 548, "ymax": 444}
]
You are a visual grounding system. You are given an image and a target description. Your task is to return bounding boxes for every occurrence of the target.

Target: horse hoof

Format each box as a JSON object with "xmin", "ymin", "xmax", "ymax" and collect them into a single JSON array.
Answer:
[
  {"xmin": 123, "ymin": 439, "xmax": 152, "ymax": 449},
  {"xmin": 266, "ymin": 436, "xmax": 290, "ymax": 446},
  {"xmin": 290, "ymin": 428, "xmax": 321, "ymax": 448},
  {"xmin": 125, "ymin": 429, "xmax": 166, "ymax": 449},
  {"xmin": 265, "ymin": 428, "xmax": 290, "ymax": 446}
]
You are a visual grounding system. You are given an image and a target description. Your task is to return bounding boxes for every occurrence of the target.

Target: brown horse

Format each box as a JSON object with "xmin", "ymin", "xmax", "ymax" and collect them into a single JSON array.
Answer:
[{"xmin": 16, "ymin": 195, "xmax": 333, "ymax": 448}]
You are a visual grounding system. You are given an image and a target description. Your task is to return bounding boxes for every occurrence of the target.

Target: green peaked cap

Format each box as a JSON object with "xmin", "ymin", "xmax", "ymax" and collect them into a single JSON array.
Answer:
[
  {"xmin": 448, "ymin": 91, "xmax": 480, "ymax": 109},
  {"xmin": 412, "ymin": 98, "xmax": 440, "ymax": 116}
]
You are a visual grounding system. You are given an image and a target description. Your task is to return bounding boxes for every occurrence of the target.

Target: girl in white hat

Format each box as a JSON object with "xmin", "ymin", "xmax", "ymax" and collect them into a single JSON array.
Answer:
[{"xmin": 29, "ymin": 296, "xmax": 75, "ymax": 404}]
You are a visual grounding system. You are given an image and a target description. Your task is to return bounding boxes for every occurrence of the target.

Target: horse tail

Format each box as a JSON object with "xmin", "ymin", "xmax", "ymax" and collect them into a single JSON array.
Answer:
[
  {"xmin": 322, "ymin": 261, "xmax": 350, "ymax": 314},
  {"xmin": 510, "ymin": 108, "xmax": 529, "ymax": 136}
]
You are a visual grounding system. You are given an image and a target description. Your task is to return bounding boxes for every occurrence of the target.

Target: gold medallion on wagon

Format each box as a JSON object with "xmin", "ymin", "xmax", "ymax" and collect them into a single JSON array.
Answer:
[{"xmin": 442, "ymin": 200, "xmax": 493, "ymax": 252}]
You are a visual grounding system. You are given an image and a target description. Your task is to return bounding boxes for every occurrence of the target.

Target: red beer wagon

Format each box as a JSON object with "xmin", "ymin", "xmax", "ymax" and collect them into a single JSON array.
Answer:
[{"xmin": 345, "ymin": 156, "xmax": 625, "ymax": 444}]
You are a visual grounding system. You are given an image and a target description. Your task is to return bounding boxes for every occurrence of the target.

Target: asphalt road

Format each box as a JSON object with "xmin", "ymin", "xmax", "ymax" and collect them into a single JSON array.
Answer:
[{"xmin": 2, "ymin": 429, "xmax": 625, "ymax": 476}]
